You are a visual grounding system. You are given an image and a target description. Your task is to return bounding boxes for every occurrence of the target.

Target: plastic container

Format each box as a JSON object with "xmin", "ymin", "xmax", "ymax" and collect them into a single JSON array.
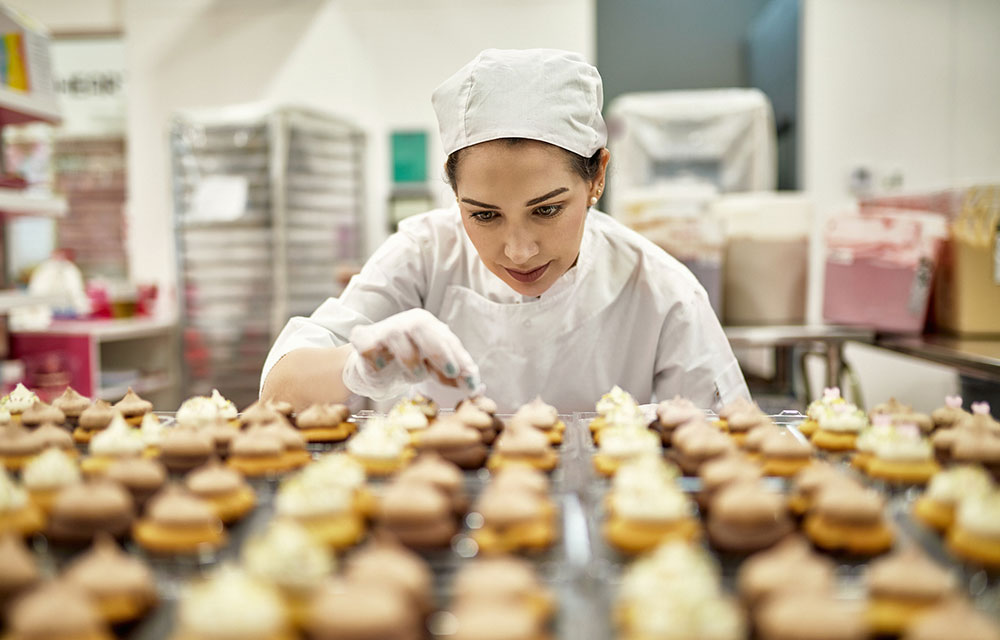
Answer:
[
  {"xmin": 822, "ymin": 214, "xmax": 938, "ymax": 333},
  {"xmin": 710, "ymin": 192, "xmax": 812, "ymax": 325}
]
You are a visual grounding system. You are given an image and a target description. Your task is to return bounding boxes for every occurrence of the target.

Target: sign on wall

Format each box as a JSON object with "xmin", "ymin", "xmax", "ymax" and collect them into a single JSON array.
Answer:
[{"xmin": 51, "ymin": 37, "xmax": 125, "ymax": 136}]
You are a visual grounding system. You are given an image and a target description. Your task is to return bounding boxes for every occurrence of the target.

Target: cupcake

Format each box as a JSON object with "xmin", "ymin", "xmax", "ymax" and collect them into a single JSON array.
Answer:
[
  {"xmin": 448, "ymin": 602, "xmax": 546, "ymax": 640},
  {"xmin": 851, "ymin": 414, "xmax": 894, "ymax": 472},
  {"xmin": 787, "ymin": 462, "xmax": 856, "ymax": 517},
  {"xmin": 413, "ymin": 416, "xmax": 487, "ymax": 469},
  {"xmin": 511, "ymin": 396, "xmax": 564, "ymax": 445},
  {"xmin": 74, "ymin": 400, "xmax": 115, "ymax": 443},
  {"xmin": 592, "ymin": 424, "xmax": 661, "ymax": 477},
  {"xmin": 22, "ymin": 447, "xmax": 81, "ymax": 514},
  {"xmin": 715, "ymin": 396, "xmax": 756, "ymax": 430},
  {"xmin": 956, "ymin": 402, "xmax": 1000, "ymax": 433},
  {"xmin": 650, "ymin": 396, "xmax": 703, "ymax": 446},
  {"xmin": 865, "ymin": 433, "xmax": 940, "ymax": 485},
  {"xmin": 0, "ymin": 424, "xmax": 44, "ymax": 471},
  {"xmin": 203, "ymin": 420, "xmax": 237, "ymax": 459},
  {"xmin": 487, "ymin": 424, "xmax": 559, "ymax": 473},
  {"xmin": 81, "ymin": 412, "xmax": 145, "ymax": 476},
  {"xmin": 452, "ymin": 556, "xmax": 555, "ymax": 624},
  {"xmin": 20, "ymin": 400, "xmax": 66, "ymax": 429},
  {"xmin": 1, "ymin": 383, "xmax": 38, "ymax": 424},
  {"xmin": 32, "ymin": 422, "xmax": 77, "ymax": 456},
  {"xmin": 52, "ymin": 386, "xmax": 91, "ymax": 425},
  {"xmin": 737, "ymin": 536, "xmax": 835, "ymax": 611},
  {"xmin": 811, "ymin": 402, "xmax": 867, "ymax": 452},
  {"xmin": 62, "ymin": 534, "xmax": 158, "ymax": 625},
  {"xmin": 294, "ymin": 403, "xmax": 354, "ymax": 442},
  {"xmin": 298, "ymin": 452, "xmax": 375, "ymax": 519},
  {"xmin": 105, "ymin": 456, "xmax": 167, "ymax": 511},
  {"xmin": 870, "ymin": 397, "xmax": 934, "ymax": 434},
  {"xmin": 173, "ymin": 566, "xmax": 293, "ymax": 640},
  {"xmin": 947, "ymin": 489, "xmax": 1000, "ymax": 569},
  {"xmin": 491, "ymin": 465, "xmax": 557, "ymax": 520},
  {"xmin": 254, "ymin": 423, "xmax": 311, "ymax": 472},
  {"xmin": 274, "ymin": 479, "xmax": 364, "ymax": 550},
  {"xmin": 112, "ymin": 387, "xmax": 153, "ymax": 425},
  {"xmin": 396, "ymin": 452, "xmax": 468, "ymax": 516},
  {"xmin": 670, "ymin": 422, "xmax": 737, "ymax": 475},
  {"xmin": 707, "ymin": 481, "xmax": 793, "ymax": 553},
  {"xmin": 800, "ymin": 387, "xmax": 844, "ymax": 437},
  {"xmin": 306, "ymin": 579, "xmax": 419, "ymax": 640},
  {"xmin": 343, "ymin": 539, "xmax": 434, "ymax": 619},
  {"xmin": 724, "ymin": 404, "xmax": 769, "ymax": 446},
  {"xmin": 132, "ymin": 485, "xmax": 226, "ymax": 554},
  {"xmin": 241, "ymin": 401, "xmax": 294, "ymax": 430},
  {"xmin": 176, "ymin": 395, "xmax": 223, "ymax": 430},
  {"xmin": 931, "ymin": 395, "xmax": 971, "ymax": 431},
  {"xmin": 455, "ymin": 394, "xmax": 503, "ymax": 444},
  {"xmin": 903, "ymin": 599, "xmax": 1000, "ymax": 640},
  {"xmin": 697, "ymin": 454, "xmax": 762, "ymax": 511},
  {"xmin": 471, "ymin": 486, "xmax": 555, "ymax": 554},
  {"xmin": 158, "ymin": 426, "xmax": 215, "ymax": 473},
  {"xmin": 804, "ymin": 482, "xmax": 894, "ymax": 554},
  {"xmin": 931, "ymin": 428, "xmax": 959, "ymax": 464},
  {"xmin": 951, "ymin": 428, "xmax": 1000, "ymax": 481},
  {"xmin": 759, "ymin": 431, "xmax": 814, "ymax": 477},
  {"xmin": 6, "ymin": 582, "xmax": 113, "ymax": 640},
  {"xmin": 387, "ymin": 399, "xmax": 431, "ymax": 441},
  {"xmin": 47, "ymin": 479, "xmax": 134, "ymax": 544},
  {"xmin": 0, "ymin": 468, "xmax": 44, "ymax": 537},
  {"xmin": 603, "ymin": 483, "xmax": 699, "ymax": 554},
  {"xmin": 346, "ymin": 418, "xmax": 414, "ymax": 477},
  {"xmin": 409, "ymin": 393, "xmax": 438, "ymax": 421},
  {"xmin": 243, "ymin": 519, "xmax": 334, "ymax": 628},
  {"xmin": 866, "ymin": 547, "xmax": 957, "ymax": 636},
  {"xmin": 756, "ymin": 592, "xmax": 866, "ymax": 640},
  {"xmin": 590, "ymin": 385, "xmax": 640, "ymax": 438},
  {"xmin": 913, "ymin": 466, "xmax": 993, "ymax": 533},
  {"xmin": 376, "ymin": 480, "xmax": 456, "ymax": 550},
  {"xmin": 621, "ymin": 595, "xmax": 746, "ymax": 640},
  {"xmin": 137, "ymin": 412, "xmax": 166, "ymax": 456},
  {"xmin": 184, "ymin": 458, "xmax": 256, "ymax": 524},
  {"xmin": 209, "ymin": 389, "xmax": 239, "ymax": 427},
  {"xmin": 743, "ymin": 421, "xmax": 784, "ymax": 462},
  {"xmin": 0, "ymin": 534, "xmax": 40, "ymax": 614}
]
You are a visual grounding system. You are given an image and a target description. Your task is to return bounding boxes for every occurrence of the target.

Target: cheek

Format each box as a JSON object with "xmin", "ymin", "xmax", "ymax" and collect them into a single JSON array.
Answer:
[{"xmin": 461, "ymin": 220, "xmax": 497, "ymax": 260}]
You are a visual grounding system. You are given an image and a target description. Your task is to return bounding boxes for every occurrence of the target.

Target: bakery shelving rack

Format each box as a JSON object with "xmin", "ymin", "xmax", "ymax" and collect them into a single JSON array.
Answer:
[{"xmin": 170, "ymin": 105, "xmax": 366, "ymax": 409}]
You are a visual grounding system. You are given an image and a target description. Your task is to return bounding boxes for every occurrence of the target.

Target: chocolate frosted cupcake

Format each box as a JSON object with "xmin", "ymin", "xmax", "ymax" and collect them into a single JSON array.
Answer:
[
  {"xmin": 951, "ymin": 429, "xmax": 1000, "ymax": 481},
  {"xmin": 707, "ymin": 481, "xmax": 793, "ymax": 553},
  {"xmin": 75, "ymin": 399, "xmax": 115, "ymax": 443},
  {"xmin": 449, "ymin": 602, "xmax": 545, "ymax": 640},
  {"xmin": 239, "ymin": 401, "xmax": 290, "ymax": 430},
  {"xmin": 455, "ymin": 400, "xmax": 501, "ymax": 445},
  {"xmin": 456, "ymin": 394, "xmax": 504, "ymax": 444},
  {"xmin": 487, "ymin": 425, "xmax": 559, "ymax": 473},
  {"xmin": 112, "ymin": 388, "xmax": 153, "ymax": 426},
  {"xmin": 7, "ymin": 582, "xmax": 113, "ymax": 640},
  {"xmin": 804, "ymin": 482, "xmax": 894, "ymax": 555},
  {"xmin": 737, "ymin": 537, "xmax": 835, "ymax": 610},
  {"xmin": 787, "ymin": 461, "xmax": 854, "ymax": 517},
  {"xmin": 743, "ymin": 422, "xmax": 783, "ymax": 461},
  {"xmin": 184, "ymin": 458, "xmax": 256, "ymax": 524},
  {"xmin": 698, "ymin": 454, "xmax": 763, "ymax": 511},
  {"xmin": 903, "ymin": 599, "xmax": 1000, "ymax": 640},
  {"xmin": 52, "ymin": 386, "xmax": 91, "ymax": 424},
  {"xmin": 227, "ymin": 428, "xmax": 288, "ymax": 477},
  {"xmin": 724, "ymin": 405, "xmax": 770, "ymax": 446},
  {"xmin": 932, "ymin": 395, "xmax": 971, "ymax": 431},
  {"xmin": 413, "ymin": 416, "xmax": 487, "ymax": 470},
  {"xmin": 255, "ymin": 423, "xmax": 311, "ymax": 472},
  {"xmin": 295, "ymin": 403, "xmax": 354, "ymax": 443},
  {"xmin": 760, "ymin": 431, "xmax": 814, "ymax": 478},
  {"xmin": 866, "ymin": 547, "xmax": 957, "ymax": 636},
  {"xmin": 344, "ymin": 539, "xmax": 434, "ymax": 618},
  {"xmin": 32, "ymin": 422, "xmax": 76, "ymax": 455},
  {"xmin": 377, "ymin": 481, "xmax": 456, "ymax": 550},
  {"xmin": 452, "ymin": 556, "xmax": 555, "ymax": 624},
  {"xmin": 651, "ymin": 396, "xmax": 703, "ymax": 445},
  {"xmin": 671, "ymin": 424, "xmax": 737, "ymax": 475},
  {"xmin": 0, "ymin": 534, "xmax": 40, "ymax": 614},
  {"xmin": 47, "ymin": 479, "xmax": 134, "ymax": 545},
  {"xmin": 396, "ymin": 453, "xmax": 468, "ymax": 516},
  {"xmin": 472, "ymin": 486, "xmax": 555, "ymax": 554},
  {"xmin": 756, "ymin": 592, "xmax": 866, "ymax": 640},
  {"xmin": 158, "ymin": 426, "xmax": 214, "ymax": 473},
  {"xmin": 307, "ymin": 579, "xmax": 419, "ymax": 640},
  {"xmin": 105, "ymin": 456, "xmax": 167, "ymax": 511},
  {"xmin": 62, "ymin": 534, "xmax": 158, "ymax": 625},
  {"xmin": 132, "ymin": 485, "xmax": 226, "ymax": 554},
  {"xmin": 0, "ymin": 424, "xmax": 44, "ymax": 471},
  {"xmin": 20, "ymin": 400, "xmax": 66, "ymax": 429}
]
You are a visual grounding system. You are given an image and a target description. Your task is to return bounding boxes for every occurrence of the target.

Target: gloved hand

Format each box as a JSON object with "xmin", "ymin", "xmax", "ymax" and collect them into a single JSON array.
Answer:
[{"xmin": 342, "ymin": 309, "xmax": 483, "ymax": 400}]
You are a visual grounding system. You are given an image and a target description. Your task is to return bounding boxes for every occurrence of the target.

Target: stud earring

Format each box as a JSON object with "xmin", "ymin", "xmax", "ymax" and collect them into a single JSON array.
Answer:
[{"xmin": 590, "ymin": 196, "xmax": 598, "ymax": 205}]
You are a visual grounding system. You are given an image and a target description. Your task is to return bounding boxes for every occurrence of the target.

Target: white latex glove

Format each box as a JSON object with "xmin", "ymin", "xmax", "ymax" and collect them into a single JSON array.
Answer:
[{"xmin": 342, "ymin": 309, "xmax": 483, "ymax": 400}]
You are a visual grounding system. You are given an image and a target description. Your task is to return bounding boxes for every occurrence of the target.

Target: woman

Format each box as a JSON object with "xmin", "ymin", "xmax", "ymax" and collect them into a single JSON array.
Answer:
[{"xmin": 261, "ymin": 48, "xmax": 749, "ymax": 412}]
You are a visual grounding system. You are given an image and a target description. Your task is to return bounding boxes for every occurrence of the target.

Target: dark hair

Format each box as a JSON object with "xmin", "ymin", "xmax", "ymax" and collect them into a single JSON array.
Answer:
[{"xmin": 444, "ymin": 138, "xmax": 603, "ymax": 192}]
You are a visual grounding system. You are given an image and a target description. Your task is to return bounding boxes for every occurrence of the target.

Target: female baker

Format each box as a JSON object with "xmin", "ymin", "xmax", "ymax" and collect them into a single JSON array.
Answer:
[{"xmin": 261, "ymin": 48, "xmax": 749, "ymax": 412}]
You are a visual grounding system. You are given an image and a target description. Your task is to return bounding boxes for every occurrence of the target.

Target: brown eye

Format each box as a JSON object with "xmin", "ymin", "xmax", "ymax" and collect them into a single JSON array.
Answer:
[{"xmin": 533, "ymin": 204, "xmax": 562, "ymax": 218}]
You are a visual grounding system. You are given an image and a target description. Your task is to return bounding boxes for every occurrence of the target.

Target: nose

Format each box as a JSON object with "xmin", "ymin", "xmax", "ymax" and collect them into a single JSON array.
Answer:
[{"xmin": 503, "ymin": 225, "xmax": 540, "ymax": 266}]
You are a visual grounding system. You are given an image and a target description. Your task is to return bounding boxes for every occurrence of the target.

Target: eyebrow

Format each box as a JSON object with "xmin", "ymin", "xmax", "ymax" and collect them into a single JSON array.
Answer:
[{"xmin": 460, "ymin": 187, "xmax": 570, "ymax": 210}]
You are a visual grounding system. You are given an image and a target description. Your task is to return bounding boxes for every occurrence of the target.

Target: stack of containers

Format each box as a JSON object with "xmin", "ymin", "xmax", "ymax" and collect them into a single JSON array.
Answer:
[{"xmin": 709, "ymin": 192, "xmax": 812, "ymax": 326}]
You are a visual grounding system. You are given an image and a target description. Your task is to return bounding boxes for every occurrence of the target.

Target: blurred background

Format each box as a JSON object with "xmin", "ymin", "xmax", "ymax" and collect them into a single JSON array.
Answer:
[{"xmin": 1, "ymin": 0, "xmax": 998, "ymax": 412}]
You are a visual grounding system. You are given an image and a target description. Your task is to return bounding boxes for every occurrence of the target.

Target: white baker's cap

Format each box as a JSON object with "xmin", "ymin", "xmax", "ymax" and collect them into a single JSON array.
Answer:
[{"xmin": 432, "ymin": 48, "xmax": 607, "ymax": 158}]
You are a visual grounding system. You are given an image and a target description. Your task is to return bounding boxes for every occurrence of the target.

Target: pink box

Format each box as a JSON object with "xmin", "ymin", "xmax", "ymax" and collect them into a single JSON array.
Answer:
[{"xmin": 822, "ymin": 215, "xmax": 939, "ymax": 333}]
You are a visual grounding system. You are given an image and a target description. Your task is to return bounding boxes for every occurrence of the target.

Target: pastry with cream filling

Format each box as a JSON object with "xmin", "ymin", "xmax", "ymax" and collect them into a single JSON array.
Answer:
[
  {"xmin": 511, "ymin": 396, "xmax": 564, "ymax": 445},
  {"xmin": 294, "ymin": 402, "xmax": 354, "ymax": 442},
  {"xmin": 133, "ymin": 485, "xmax": 226, "ymax": 554},
  {"xmin": 0, "ymin": 424, "xmax": 44, "ymax": 471},
  {"xmin": 74, "ymin": 399, "xmax": 115, "ymax": 443},
  {"xmin": 804, "ymin": 482, "xmax": 894, "ymax": 554},
  {"xmin": 185, "ymin": 458, "xmax": 256, "ymax": 524},
  {"xmin": 865, "ymin": 547, "xmax": 958, "ymax": 636},
  {"xmin": 376, "ymin": 480, "xmax": 455, "ymax": 550},
  {"xmin": 947, "ymin": 489, "xmax": 1000, "ymax": 569},
  {"xmin": 487, "ymin": 424, "xmax": 558, "ymax": 473},
  {"xmin": 7, "ymin": 582, "xmax": 113, "ymax": 640},
  {"xmin": 912, "ymin": 465, "xmax": 993, "ymax": 533},
  {"xmin": 20, "ymin": 400, "xmax": 66, "ymax": 429},
  {"xmin": 52, "ymin": 386, "xmax": 91, "ymax": 425},
  {"xmin": 345, "ymin": 418, "xmax": 414, "ymax": 477},
  {"xmin": 22, "ymin": 447, "xmax": 81, "ymax": 514},
  {"xmin": 62, "ymin": 533, "xmax": 158, "ymax": 625},
  {"xmin": 112, "ymin": 388, "xmax": 153, "ymax": 426},
  {"xmin": 172, "ymin": 566, "xmax": 294, "ymax": 640},
  {"xmin": 275, "ymin": 478, "xmax": 364, "ymax": 550},
  {"xmin": 0, "ymin": 468, "xmax": 45, "ymax": 537},
  {"xmin": 47, "ymin": 479, "xmax": 133, "ymax": 544}
]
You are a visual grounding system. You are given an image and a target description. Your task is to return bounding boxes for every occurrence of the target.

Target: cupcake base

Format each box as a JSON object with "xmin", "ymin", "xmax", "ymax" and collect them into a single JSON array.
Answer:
[
  {"xmin": 471, "ymin": 520, "xmax": 555, "ymax": 554},
  {"xmin": 947, "ymin": 527, "xmax": 1000, "ymax": 569},
  {"xmin": 603, "ymin": 517, "xmax": 700, "ymax": 554},
  {"xmin": 486, "ymin": 451, "xmax": 558, "ymax": 474},
  {"xmin": 132, "ymin": 520, "xmax": 227, "ymax": 554},
  {"xmin": 760, "ymin": 457, "xmax": 812, "ymax": 478},
  {"xmin": 804, "ymin": 514, "xmax": 894, "ymax": 554},
  {"xmin": 0, "ymin": 503, "xmax": 45, "ymax": 537},
  {"xmin": 864, "ymin": 458, "xmax": 940, "ymax": 485},
  {"xmin": 810, "ymin": 429, "xmax": 858, "ymax": 452},
  {"xmin": 201, "ymin": 487, "xmax": 257, "ymax": 524},
  {"xmin": 911, "ymin": 497, "xmax": 953, "ymax": 533},
  {"xmin": 297, "ymin": 512, "xmax": 365, "ymax": 550},
  {"xmin": 866, "ymin": 596, "xmax": 937, "ymax": 636}
]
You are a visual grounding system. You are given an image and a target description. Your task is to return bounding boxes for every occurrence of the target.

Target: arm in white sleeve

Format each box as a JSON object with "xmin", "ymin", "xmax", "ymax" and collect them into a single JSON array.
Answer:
[
  {"xmin": 652, "ymin": 287, "xmax": 750, "ymax": 412},
  {"xmin": 259, "ymin": 229, "xmax": 427, "ymax": 395}
]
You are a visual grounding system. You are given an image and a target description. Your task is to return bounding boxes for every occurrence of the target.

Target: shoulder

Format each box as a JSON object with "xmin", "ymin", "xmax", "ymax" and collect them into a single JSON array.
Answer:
[{"xmin": 588, "ymin": 210, "xmax": 706, "ymax": 303}]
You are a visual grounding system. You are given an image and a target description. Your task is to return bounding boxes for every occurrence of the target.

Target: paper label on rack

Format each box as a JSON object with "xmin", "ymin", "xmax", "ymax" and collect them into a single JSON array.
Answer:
[
  {"xmin": 908, "ymin": 256, "xmax": 933, "ymax": 316},
  {"xmin": 189, "ymin": 175, "xmax": 248, "ymax": 222}
]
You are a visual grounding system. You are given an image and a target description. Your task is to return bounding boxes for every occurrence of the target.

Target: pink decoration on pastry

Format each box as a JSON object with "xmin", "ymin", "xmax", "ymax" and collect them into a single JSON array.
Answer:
[
  {"xmin": 972, "ymin": 402, "xmax": 990, "ymax": 416},
  {"xmin": 945, "ymin": 396, "xmax": 963, "ymax": 410}
]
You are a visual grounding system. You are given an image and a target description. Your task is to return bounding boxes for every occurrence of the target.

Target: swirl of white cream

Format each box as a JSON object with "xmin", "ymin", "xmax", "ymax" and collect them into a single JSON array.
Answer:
[
  {"xmin": 23, "ymin": 448, "xmax": 81, "ymax": 491},
  {"xmin": 178, "ymin": 566, "xmax": 286, "ymax": 637},
  {"xmin": 386, "ymin": 402, "xmax": 429, "ymax": 431},
  {"xmin": 873, "ymin": 437, "xmax": 932, "ymax": 462},
  {"xmin": 90, "ymin": 412, "xmax": 144, "ymax": 457},
  {"xmin": 599, "ymin": 427, "xmax": 661, "ymax": 460},
  {"xmin": 956, "ymin": 491, "xmax": 1000, "ymax": 538},
  {"xmin": 855, "ymin": 423, "xmax": 895, "ymax": 453},
  {"xmin": 0, "ymin": 468, "xmax": 27, "ymax": 511},
  {"xmin": 0, "ymin": 406, "xmax": 10, "ymax": 425},
  {"xmin": 3, "ymin": 383, "xmax": 38, "ymax": 413},
  {"xmin": 472, "ymin": 395, "xmax": 498, "ymax": 414},
  {"xmin": 926, "ymin": 466, "xmax": 993, "ymax": 505},
  {"xmin": 210, "ymin": 389, "xmax": 239, "ymax": 420},
  {"xmin": 347, "ymin": 423, "xmax": 405, "ymax": 460},
  {"xmin": 613, "ymin": 487, "xmax": 690, "ymax": 522},
  {"xmin": 818, "ymin": 404, "xmax": 867, "ymax": 433},
  {"xmin": 613, "ymin": 455, "xmax": 677, "ymax": 493},
  {"xmin": 140, "ymin": 412, "xmax": 165, "ymax": 446},
  {"xmin": 514, "ymin": 396, "xmax": 559, "ymax": 429},
  {"xmin": 176, "ymin": 396, "xmax": 220, "ymax": 429},
  {"xmin": 275, "ymin": 480, "xmax": 351, "ymax": 519},
  {"xmin": 243, "ymin": 519, "xmax": 333, "ymax": 592},
  {"xmin": 597, "ymin": 385, "xmax": 635, "ymax": 415},
  {"xmin": 300, "ymin": 452, "xmax": 366, "ymax": 490},
  {"xmin": 455, "ymin": 402, "xmax": 492, "ymax": 429}
]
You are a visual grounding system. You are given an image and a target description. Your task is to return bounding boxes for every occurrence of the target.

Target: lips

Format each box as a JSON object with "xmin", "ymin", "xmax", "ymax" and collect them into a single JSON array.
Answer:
[{"xmin": 505, "ymin": 262, "xmax": 550, "ymax": 283}]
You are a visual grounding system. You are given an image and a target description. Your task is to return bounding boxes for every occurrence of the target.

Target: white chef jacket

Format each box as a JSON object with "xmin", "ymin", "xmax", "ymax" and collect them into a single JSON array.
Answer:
[{"xmin": 261, "ymin": 206, "xmax": 749, "ymax": 413}]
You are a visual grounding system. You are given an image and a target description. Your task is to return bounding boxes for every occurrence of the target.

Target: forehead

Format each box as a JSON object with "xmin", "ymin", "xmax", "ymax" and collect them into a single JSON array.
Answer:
[{"xmin": 455, "ymin": 139, "xmax": 580, "ymax": 188}]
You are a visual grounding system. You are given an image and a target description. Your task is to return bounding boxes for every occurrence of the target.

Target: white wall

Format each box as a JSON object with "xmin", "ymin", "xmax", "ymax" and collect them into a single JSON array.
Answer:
[
  {"xmin": 120, "ymin": 0, "xmax": 594, "ymax": 310},
  {"xmin": 800, "ymin": 0, "xmax": 1000, "ymax": 410},
  {"xmin": 15, "ymin": 0, "xmax": 123, "ymax": 33}
]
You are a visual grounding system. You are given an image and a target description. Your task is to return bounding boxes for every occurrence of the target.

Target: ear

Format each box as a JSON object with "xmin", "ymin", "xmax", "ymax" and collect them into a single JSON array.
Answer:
[{"xmin": 590, "ymin": 148, "xmax": 611, "ymax": 200}]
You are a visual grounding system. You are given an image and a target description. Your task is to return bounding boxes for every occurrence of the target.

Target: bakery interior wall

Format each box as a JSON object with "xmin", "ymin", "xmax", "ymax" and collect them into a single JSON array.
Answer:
[{"xmin": 19, "ymin": 0, "xmax": 1000, "ymax": 412}]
